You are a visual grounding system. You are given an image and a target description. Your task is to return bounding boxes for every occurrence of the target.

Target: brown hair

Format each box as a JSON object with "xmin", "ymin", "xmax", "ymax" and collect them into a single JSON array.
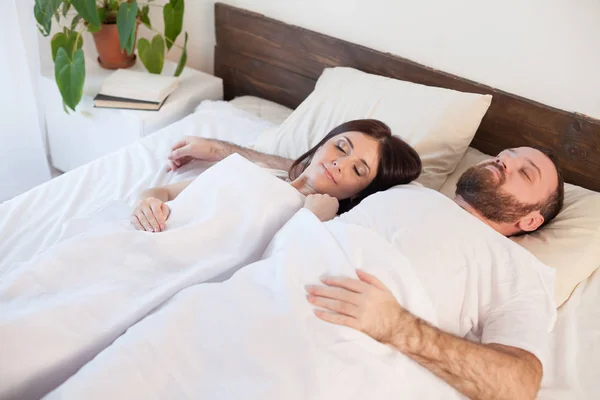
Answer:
[
  {"xmin": 289, "ymin": 119, "xmax": 422, "ymax": 213},
  {"xmin": 535, "ymin": 147, "xmax": 565, "ymax": 228}
]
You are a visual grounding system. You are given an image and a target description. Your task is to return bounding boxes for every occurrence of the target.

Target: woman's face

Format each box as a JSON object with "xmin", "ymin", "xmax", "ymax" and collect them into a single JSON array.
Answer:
[{"xmin": 301, "ymin": 131, "xmax": 380, "ymax": 199}]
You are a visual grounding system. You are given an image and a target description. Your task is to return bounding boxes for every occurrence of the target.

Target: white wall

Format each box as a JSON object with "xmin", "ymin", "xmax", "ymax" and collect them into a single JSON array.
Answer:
[
  {"xmin": 0, "ymin": 0, "xmax": 51, "ymax": 202},
  {"xmin": 37, "ymin": 0, "xmax": 600, "ymax": 120},
  {"xmin": 150, "ymin": 0, "xmax": 599, "ymax": 120}
]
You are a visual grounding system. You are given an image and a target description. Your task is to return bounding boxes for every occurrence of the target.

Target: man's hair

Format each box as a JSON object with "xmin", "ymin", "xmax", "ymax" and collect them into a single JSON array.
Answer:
[{"xmin": 535, "ymin": 147, "xmax": 565, "ymax": 228}]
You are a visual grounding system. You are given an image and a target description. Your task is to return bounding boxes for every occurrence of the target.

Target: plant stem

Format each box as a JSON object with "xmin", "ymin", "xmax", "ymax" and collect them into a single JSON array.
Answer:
[
  {"xmin": 144, "ymin": 25, "xmax": 185, "ymax": 51},
  {"xmin": 137, "ymin": 3, "xmax": 164, "ymax": 7}
]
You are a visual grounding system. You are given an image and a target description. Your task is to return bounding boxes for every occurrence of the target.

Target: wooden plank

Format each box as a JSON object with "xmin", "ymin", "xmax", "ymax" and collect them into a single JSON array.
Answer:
[
  {"xmin": 214, "ymin": 3, "xmax": 600, "ymax": 191},
  {"xmin": 215, "ymin": 48, "xmax": 315, "ymax": 109}
]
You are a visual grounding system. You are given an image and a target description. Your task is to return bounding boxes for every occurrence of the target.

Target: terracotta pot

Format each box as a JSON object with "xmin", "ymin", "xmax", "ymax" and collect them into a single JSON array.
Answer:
[{"xmin": 92, "ymin": 23, "xmax": 139, "ymax": 69}]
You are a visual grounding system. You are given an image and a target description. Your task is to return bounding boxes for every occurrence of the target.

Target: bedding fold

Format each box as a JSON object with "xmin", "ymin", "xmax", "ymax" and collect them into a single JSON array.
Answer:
[
  {"xmin": 45, "ymin": 209, "xmax": 462, "ymax": 400},
  {"xmin": 0, "ymin": 154, "xmax": 304, "ymax": 400}
]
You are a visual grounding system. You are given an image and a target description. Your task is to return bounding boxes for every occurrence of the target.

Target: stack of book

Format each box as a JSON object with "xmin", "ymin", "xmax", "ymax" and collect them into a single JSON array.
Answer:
[{"xmin": 93, "ymin": 69, "xmax": 179, "ymax": 111}]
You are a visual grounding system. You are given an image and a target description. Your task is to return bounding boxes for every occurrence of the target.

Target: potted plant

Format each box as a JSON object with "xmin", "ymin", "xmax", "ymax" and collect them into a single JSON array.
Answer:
[{"xmin": 34, "ymin": 0, "xmax": 189, "ymax": 112}]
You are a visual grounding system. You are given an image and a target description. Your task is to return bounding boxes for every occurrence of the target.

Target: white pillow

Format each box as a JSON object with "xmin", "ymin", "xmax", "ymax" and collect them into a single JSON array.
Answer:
[
  {"xmin": 229, "ymin": 96, "xmax": 293, "ymax": 126},
  {"xmin": 253, "ymin": 67, "xmax": 492, "ymax": 189},
  {"xmin": 439, "ymin": 147, "xmax": 600, "ymax": 306}
]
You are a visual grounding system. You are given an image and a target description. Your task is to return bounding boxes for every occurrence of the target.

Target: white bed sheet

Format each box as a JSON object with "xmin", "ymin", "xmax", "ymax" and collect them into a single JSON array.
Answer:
[
  {"xmin": 540, "ymin": 267, "xmax": 600, "ymax": 400},
  {"xmin": 0, "ymin": 100, "xmax": 278, "ymax": 273},
  {"xmin": 1, "ymin": 96, "xmax": 597, "ymax": 399}
]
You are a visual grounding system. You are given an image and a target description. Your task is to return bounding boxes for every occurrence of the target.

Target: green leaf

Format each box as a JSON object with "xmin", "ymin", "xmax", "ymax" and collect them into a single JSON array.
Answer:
[
  {"xmin": 138, "ymin": 35, "xmax": 165, "ymax": 74},
  {"xmin": 62, "ymin": 1, "xmax": 71, "ymax": 17},
  {"xmin": 55, "ymin": 47, "xmax": 86, "ymax": 111},
  {"xmin": 51, "ymin": 29, "xmax": 83, "ymax": 61},
  {"xmin": 117, "ymin": 1, "xmax": 138, "ymax": 55},
  {"xmin": 109, "ymin": 0, "xmax": 120, "ymax": 12},
  {"xmin": 163, "ymin": 0, "xmax": 184, "ymax": 51},
  {"xmin": 174, "ymin": 32, "xmax": 188, "ymax": 77},
  {"xmin": 140, "ymin": 5, "xmax": 151, "ymax": 29},
  {"xmin": 97, "ymin": 7, "xmax": 106, "ymax": 23},
  {"xmin": 34, "ymin": 0, "xmax": 63, "ymax": 36},
  {"xmin": 87, "ymin": 23, "xmax": 101, "ymax": 33},
  {"xmin": 70, "ymin": 14, "xmax": 82, "ymax": 30},
  {"xmin": 54, "ymin": 10, "xmax": 61, "ymax": 23},
  {"xmin": 71, "ymin": 0, "xmax": 101, "ymax": 31}
]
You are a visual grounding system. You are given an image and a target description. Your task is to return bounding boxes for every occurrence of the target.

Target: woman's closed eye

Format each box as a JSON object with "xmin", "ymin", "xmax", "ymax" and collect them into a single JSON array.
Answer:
[
  {"xmin": 354, "ymin": 163, "xmax": 369, "ymax": 177},
  {"xmin": 336, "ymin": 140, "xmax": 349, "ymax": 154}
]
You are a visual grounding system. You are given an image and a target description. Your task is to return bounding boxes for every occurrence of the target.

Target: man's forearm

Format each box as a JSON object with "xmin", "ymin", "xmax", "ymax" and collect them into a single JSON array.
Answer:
[
  {"xmin": 214, "ymin": 140, "xmax": 295, "ymax": 174},
  {"xmin": 389, "ymin": 314, "xmax": 542, "ymax": 400}
]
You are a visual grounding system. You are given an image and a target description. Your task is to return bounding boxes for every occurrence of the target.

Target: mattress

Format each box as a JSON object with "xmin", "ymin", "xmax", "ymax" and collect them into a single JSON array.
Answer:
[{"xmin": 1, "ymin": 96, "xmax": 597, "ymax": 399}]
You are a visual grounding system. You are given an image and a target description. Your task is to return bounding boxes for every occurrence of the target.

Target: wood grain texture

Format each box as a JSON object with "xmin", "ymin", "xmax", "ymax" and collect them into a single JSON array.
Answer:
[{"xmin": 214, "ymin": 3, "xmax": 600, "ymax": 191}]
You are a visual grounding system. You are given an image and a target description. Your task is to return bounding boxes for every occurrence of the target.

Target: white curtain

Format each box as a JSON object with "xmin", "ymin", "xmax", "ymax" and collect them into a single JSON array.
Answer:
[{"xmin": 0, "ymin": 0, "xmax": 51, "ymax": 203}]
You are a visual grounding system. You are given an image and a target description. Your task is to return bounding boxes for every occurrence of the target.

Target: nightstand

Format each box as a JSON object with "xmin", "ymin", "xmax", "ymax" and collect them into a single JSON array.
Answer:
[{"xmin": 40, "ymin": 59, "xmax": 223, "ymax": 172}]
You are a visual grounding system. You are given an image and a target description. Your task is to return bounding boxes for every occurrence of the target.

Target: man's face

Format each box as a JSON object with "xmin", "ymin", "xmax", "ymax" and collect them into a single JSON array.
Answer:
[{"xmin": 456, "ymin": 147, "xmax": 558, "ymax": 232}]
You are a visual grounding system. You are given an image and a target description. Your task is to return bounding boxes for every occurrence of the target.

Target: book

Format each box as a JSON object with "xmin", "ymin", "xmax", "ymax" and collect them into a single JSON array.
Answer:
[
  {"xmin": 93, "ymin": 93, "xmax": 169, "ymax": 111},
  {"xmin": 98, "ymin": 69, "xmax": 178, "ymax": 103}
]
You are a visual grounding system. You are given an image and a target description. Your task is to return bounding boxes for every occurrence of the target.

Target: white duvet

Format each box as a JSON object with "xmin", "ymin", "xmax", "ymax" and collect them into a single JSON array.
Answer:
[{"xmin": 1, "ymin": 155, "xmax": 461, "ymax": 400}]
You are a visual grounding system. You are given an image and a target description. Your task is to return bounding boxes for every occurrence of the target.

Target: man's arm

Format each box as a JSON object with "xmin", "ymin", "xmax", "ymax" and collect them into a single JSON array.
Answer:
[
  {"xmin": 168, "ymin": 136, "xmax": 297, "ymax": 175},
  {"xmin": 389, "ymin": 314, "xmax": 542, "ymax": 400},
  {"xmin": 306, "ymin": 270, "xmax": 543, "ymax": 400}
]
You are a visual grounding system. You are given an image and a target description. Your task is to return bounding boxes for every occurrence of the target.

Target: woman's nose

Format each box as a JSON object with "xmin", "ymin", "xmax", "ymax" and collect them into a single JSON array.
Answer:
[{"xmin": 332, "ymin": 160, "xmax": 342, "ymax": 172}]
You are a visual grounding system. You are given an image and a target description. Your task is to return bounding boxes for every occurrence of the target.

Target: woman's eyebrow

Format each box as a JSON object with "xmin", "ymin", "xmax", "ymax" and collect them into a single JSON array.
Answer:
[
  {"xmin": 343, "ymin": 136, "xmax": 354, "ymax": 149},
  {"xmin": 342, "ymin": 137, "xmax": 370, "ymax": 173},
  {"xmin": 360, "ymin": 159, "xmax": 371, "ymax": 173}
]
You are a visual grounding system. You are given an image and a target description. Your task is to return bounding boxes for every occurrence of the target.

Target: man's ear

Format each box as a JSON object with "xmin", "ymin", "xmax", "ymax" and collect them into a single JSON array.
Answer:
[{"xmin": 516, "ymin": 211, "xmax": 544, "ymax": 233}]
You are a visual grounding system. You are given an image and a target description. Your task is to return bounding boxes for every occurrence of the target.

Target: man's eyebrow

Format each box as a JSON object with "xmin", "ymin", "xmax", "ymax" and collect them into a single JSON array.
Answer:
[
  {"xmin": 526, "ymin": 158, "xmax": 542, "ymax": 179},
  {"xmin": 507, "ymin": 148, "xmax": 541, "ymax": 179}
]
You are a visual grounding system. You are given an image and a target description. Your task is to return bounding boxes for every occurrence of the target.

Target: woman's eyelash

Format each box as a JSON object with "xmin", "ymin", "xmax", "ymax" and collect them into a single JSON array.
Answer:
[
  {"xmin": 336, "ymin": 144, "xmax": 346, "ymax": 154},
  {"xmin": 354, "ymin": 166, "xmax": 361, "ymax": 176}
]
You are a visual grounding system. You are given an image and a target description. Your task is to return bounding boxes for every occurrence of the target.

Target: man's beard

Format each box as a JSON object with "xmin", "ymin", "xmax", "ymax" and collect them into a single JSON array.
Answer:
[{"xmin": 456, "ymin": 162, "xmax": 540, "ymax": 224}]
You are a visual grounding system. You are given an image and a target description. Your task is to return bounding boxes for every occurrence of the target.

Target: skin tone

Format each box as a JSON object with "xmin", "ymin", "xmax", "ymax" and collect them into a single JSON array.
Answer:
[
  {"xmin": 290, "ymin": 131, "xmax": 380, "ymax": 200},
  {"xmin": 141, "ymin": 139, "xmax": 559, "ymax": 399},
  {"xmin": 455, "ymin": 147, "xmax": 559, "ymax": 236},
  {"xmin": 132, "ymin": 132, "xmax": 380, "ymax": 232},
  {"xmin": 308, "ymin": 147, "xmax": 560, "ymax": 400}
]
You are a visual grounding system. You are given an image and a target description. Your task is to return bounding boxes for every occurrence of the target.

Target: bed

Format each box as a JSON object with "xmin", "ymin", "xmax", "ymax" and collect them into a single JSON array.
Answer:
[{"xmin": 1, "ymin": 3, "xmax": 599, "ymax": 399}]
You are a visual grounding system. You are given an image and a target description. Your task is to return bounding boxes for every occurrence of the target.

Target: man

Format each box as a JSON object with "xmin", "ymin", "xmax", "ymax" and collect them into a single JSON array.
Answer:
[{"xmin": 168, "ymin": 136, "xmax": 564, "ymax": 400}]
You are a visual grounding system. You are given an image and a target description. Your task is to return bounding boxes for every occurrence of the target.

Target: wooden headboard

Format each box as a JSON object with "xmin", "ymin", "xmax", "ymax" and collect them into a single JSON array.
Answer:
[{"xmin": 214, "ymin": 3, "xmax": 600, "ymax": 192}]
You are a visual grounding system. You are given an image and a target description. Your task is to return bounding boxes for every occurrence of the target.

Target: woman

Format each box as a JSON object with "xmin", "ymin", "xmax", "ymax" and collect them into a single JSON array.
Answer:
[{"xmin": 132, "ymin": 119, "xmax": 421, "ymax": 232}]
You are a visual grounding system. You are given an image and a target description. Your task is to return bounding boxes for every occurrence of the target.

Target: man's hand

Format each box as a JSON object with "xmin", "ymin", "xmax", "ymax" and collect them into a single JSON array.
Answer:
[
  {"xmin": 131, "ymin": 197, "xmax": 171, "ymax": 232},
  {"xmin": 167, "ymin": 136, "xmax": 223, "ymax": 171},
  {"xmin": 306, "ymin": 269, "xmax": 543, "ymax": 400},
  {"xmin": 303, "ymin": 194, "xmax": 339, "ymax": 221},
  {"xmin": 305, "ymin": 269, "xmax": 407, "ymax": 343}
]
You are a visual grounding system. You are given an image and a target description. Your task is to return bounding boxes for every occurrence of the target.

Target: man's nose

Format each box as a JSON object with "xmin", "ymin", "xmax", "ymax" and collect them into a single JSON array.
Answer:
[{"xmin": 496, "ymin": 154, "xmax": 516, "ymax": 174}]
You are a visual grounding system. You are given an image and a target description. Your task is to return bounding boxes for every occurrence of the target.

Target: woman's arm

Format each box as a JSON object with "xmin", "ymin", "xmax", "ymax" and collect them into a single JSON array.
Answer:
[
  {"xmin": 168, "ymin": 137, "xmax": 295, "ymax": 174},
  {"xmin": 139, "ymin": 180, "xmax": 193, "ymax": 202},
  {"xmin": 132, "ymin": 180, "xmax": 193, "ymax": 232}
]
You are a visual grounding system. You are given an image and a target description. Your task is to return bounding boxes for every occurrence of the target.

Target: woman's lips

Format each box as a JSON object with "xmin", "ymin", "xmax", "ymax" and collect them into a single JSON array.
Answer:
[{"xmin": 322, "ymin": 164, "xmax": 337, "ymax": 184}]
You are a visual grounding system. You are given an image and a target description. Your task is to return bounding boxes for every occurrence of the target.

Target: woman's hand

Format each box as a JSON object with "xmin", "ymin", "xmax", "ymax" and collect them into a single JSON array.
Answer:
[
  {"xmin": 167, "ymin": 137, "xmax": 223, "ymax": 171},
  {"xmin": 304, "ymin": 194, "xmax": 339, "ymax": 221},
  {"xmin": 305, "ymin": 269, "xmax": 408, "ymax": 344},
  {"xmin": 131, "ymin": 197, "xmax": 171, "ymax": 232}
]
